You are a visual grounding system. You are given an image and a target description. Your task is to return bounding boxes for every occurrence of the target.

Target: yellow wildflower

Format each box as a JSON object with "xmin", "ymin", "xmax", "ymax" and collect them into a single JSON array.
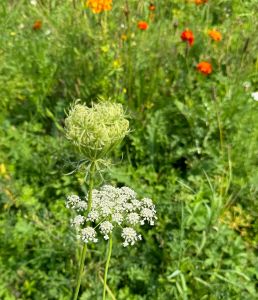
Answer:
[
  {"xmin": 101, "ymin": 45, "xmax": 109, "ymax": 53},
  {"xmin": 113, "ymin": 59, "xmax": 121, "ymax": 69},
  {"xmin": 0, "ymin": 163, "xmax": 6, "ymax": 175}
]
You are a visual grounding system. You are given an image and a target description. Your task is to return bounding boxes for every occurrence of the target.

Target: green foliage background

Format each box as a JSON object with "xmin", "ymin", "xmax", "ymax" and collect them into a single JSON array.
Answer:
[{"xmin": 0, "ymin": 0, "xmax": 258, "ymax": 299}]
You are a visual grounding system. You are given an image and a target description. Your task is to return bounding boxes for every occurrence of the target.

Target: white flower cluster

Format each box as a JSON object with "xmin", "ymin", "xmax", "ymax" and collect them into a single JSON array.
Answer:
[
  {"xmin": 66, "ymin": 185, "xmax": 157, "ymax": 247},
  {"xmin": 81, "ymin": 227, "xmax": 98, "ymax": 243},
  {"xmin": 251, "ymin": 91, "xmax": 258, "ymax": 101},
  {"xmin": 66, "ymin": 195, "xmax": 87, "ymax": 211}
]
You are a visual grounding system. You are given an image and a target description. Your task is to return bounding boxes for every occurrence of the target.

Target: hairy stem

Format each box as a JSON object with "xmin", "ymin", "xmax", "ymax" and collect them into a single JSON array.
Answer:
[
  {"xmin": 102, "ymin": 235, "xmax": 113, "ymax": 300},
  {"xmin": 73, "ymin": 162, "xmax": 96, "ymax": 300}
]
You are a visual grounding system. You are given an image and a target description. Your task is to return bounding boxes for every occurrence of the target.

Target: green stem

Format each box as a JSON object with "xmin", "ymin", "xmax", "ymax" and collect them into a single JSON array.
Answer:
[
  {"xmin": 214, "ymin": 98, "xmax": 224, "ymax": 153},
  {"xmin": 212, "ymin": 85, "xmax": 224, "ymax": 153},
  {"xmin": 86, "ymin": 162, "xmax": 96, "ymax": 214},
  {"xmin": 102, "ymin": 235, "xmax": 113, "ymax": 300},
  {"xmin": 72, "ymin": 162, "xmax": 96, "ymax": 300},
  {"xmin": 73, "ymin": 244, "xmax": 87, "ymax": 300}
]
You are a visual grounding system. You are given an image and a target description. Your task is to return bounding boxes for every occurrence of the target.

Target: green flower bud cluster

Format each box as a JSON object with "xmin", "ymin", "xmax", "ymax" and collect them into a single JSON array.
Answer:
[{"xmin": 65, "ymin": 100, "xmax": 129, "ymax": 160}]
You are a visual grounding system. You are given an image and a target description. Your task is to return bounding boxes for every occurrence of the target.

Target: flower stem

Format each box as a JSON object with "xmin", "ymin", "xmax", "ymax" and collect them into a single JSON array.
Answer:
[
  {"xmin": 86, "ymin": 162, "xmax": 96, "ymax": 214},
  {"xmin": 102, "ymin": 235, "xmax": 113, "ymax": 300},
  {"xmin": 73, "ymin": 244, "xmax": 87, "ymax": 300},
  {"xmin": 72, "ymin": 161, "xmax": 96, "ymax": 300}
]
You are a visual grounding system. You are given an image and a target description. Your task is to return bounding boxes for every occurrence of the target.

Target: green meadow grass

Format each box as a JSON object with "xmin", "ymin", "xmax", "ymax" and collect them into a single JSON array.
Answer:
[{"xmin": 0, "ymin": 0, "xmax": 258, "ymax": 299}]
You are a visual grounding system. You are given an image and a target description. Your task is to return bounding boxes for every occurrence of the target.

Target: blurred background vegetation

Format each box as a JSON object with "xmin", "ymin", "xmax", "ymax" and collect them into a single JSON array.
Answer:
[{"xmin": 0, "ymin": 0, "xmax": 258, "ymax": 299}]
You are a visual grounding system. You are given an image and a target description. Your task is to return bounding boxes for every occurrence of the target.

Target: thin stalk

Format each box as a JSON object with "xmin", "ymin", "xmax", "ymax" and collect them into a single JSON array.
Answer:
[
  {"xmin": 102, "ymin": 235, "xmax": 113, "ymax": 300},
  {"xmin": 103, "ymin": 10, "xmax": 108, "ymax": 36},
  {"xmin": 73, "ymin": 245, "xmax": 87, "ymax": 300},
  {"xmin": 216, "ymin": 106, "xmax": 224, "ymax": 152},
  {"xmin": 73, "ymin": 162, "xmax": 96, "ymax": 300},
  {"xmin": 212, "ymin": 86, "xmax": 224, "ymax": 153},
  {"xmin": 86, "ymin": 162, "xmax": 96, "ymax": 213}
]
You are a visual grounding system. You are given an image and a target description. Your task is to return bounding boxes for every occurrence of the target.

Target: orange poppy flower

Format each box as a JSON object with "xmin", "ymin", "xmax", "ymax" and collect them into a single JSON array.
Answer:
[
  {"xmin": 195, "ymin": 0, "xmax": 208, "ymax": 4},
  {"xmin": 181, "ymin": 29, "xmax": 194, "ymax": 46},
  {"xmin": 33, "ymin": 20, "xmax": 42, "ymax": 30},
  {"xmin": 197, "ymin": 61, "xmax": 212, "ymax": 75},
  {"xmin": 149, "ymin": 3, "xmax": 155, "ymax": 11},
  {"xmin": 86, "ymin": 0, "xmax": 112, "ymax": 13},
  {"xmin": 138, "ymin": 21, "xmax": 148, "ymax": 30},
  {"xmin": 208, "ymin": 29, "xmax": 222, "ymax": 41}
]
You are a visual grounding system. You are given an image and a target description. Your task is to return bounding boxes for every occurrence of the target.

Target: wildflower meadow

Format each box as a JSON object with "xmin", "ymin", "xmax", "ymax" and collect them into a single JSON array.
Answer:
[{"xmin": 0, "ymin": 0, "xmax": 258, "ymax": 299}]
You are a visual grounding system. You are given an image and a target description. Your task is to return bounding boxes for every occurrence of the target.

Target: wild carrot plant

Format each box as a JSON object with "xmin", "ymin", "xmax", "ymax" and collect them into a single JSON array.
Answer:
[{"xmin": 64, "ymin": 100, "xmax": 157, "ymax": 299}]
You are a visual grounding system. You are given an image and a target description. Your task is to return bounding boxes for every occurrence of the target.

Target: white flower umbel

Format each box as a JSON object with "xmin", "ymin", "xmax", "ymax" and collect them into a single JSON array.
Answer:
[
  {"xmin": 112, "ymin": 212, "xmax": 123, "ymax": 225},
  {"xmin": 86, "ymin": 210, "xmax": 99, "ymax": 222},
  {"xmin": 131, "ymin": 199, "xmax": 141, "ymax": 209},
  {"xmin": 66, "ymin": 195, "xmax": 87, "ymax": 211},
  {"xmin": 81, "ymin": 227, "xmax": 98, "ymax": 243},
  {"xmin": 71, "ymin": 215, "xmax": 85, "ymax": 228},
  {"xmin": 66, "ymin": 185, "xmax": 157, "ymax": 246},
  {"xmin": 121, "ymin": 227, "xmax": 142, "ymax": 247},
  {"xmin": 142, "ymin": 198, "xmax": 155, "ymax": 209},
  {"xmin": 251, "ymin": 92, "xmax": 258, "ymax": 101},
  {"xmin": 119, "ymin": 186, "xmax": 137, "ymax": 200},
  {"xmin": 127, "ymin": 212, "xmax": 140, "ymax": 225},
  {"xmin": 140, "ymin": 208, "xmax": 157, "ymax": 226},
  {"xmin": 99, "ymin": 221, "xmax": 113, "ymax": 240}
]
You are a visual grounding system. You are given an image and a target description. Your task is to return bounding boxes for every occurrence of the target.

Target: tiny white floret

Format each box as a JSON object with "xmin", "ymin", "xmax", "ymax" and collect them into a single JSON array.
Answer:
[
  {"xmin": 81, "ymin": 227, "xmax": 98, "ymax": 243},
  {"xmin": 112, "ymin": 212, "xmax": 123, "ymax": 224},
  {"xmin": 121, "ymin": 227, "xmax": 142, "ymax": 247},
  {"xmin": 71, "ymin": 215, "xmax": 85, "ymax": 228},
  {"xmin": 86, "ymin": 210, "xmax": 99, "ymax": 222},
  {"xmin": 127, "ymin": 213, "xmax": 140, "ymax": 225},
  {"xmin": 140, "ymin": 207, "xmax": 157, "ymax": 225},
  {"xmin": 99, "ymin": 221, "xmax": 113, "ymax": 240}
]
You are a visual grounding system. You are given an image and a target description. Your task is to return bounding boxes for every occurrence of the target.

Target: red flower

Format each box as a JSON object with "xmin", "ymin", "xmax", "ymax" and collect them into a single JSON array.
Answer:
[
  {"xmin": 33, "ymin": 20, "xmax": 42, "ymax": 30},
  {"xmin": 137, "ymin": 21, "xmax": 148, "ymax": 30},
  {"xmin": 195, "ymin": 0, "xmax": 208, "ymax": 4},
  {"xmin": 197, "ymin": 61, "xmax": 212, "ymax": 75},
  {"xmin": 181, "ymin": 29, "xmax": 194, "ymax": 46}
]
